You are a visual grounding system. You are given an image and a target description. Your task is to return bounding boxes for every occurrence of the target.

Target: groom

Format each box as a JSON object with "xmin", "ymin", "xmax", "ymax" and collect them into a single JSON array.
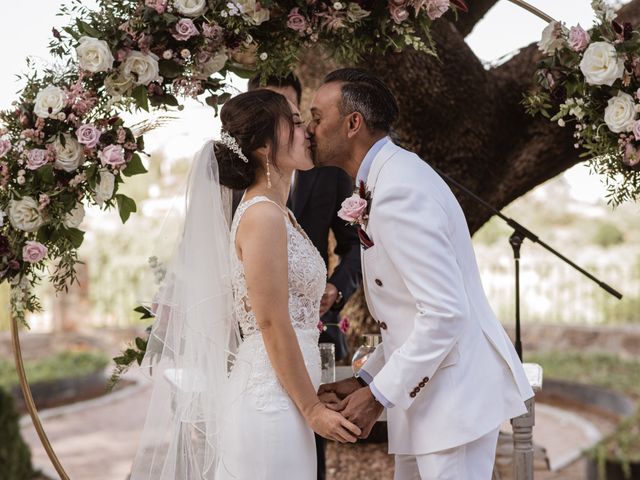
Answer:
[{"xmin": 311, "ymin": 69, "xmax": 534, "ymax": 479}]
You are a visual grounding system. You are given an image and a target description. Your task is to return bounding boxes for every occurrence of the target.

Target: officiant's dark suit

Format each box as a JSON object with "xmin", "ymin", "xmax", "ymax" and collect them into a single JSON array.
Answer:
[{"xmin": 232, "ymin": 74, "xmax": 362, "ymax": 480}]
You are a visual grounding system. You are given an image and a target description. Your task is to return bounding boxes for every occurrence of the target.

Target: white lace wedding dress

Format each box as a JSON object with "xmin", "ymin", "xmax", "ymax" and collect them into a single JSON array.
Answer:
[{"xmin": 215, "ymin": 196, "xmax": 326, "ymax": 479}]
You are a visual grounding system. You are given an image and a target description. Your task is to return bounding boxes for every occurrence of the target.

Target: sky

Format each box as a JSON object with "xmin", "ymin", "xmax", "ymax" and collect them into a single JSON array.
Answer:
[{"xmin": 0, "ymin": 0, "xmax": 627, "ymax": 203}]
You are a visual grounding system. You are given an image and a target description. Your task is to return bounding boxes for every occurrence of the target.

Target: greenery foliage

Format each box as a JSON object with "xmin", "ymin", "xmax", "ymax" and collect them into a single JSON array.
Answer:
[
  {"xmin": 0, "ymin": 351, "xmax": 108, "ymax": 391},
  {"xmin": 592, "ymin": 222, "xmax": 625, "ymax": 247},
  {"xmin": 0, "ymin": 386, "xmax": 35, "ymax": 480},
  {"xmin": 525, "ymin": 350, "xmax": 640, "ymax": 477},
  {"xmin": 0, "ymin": 0, "xmax": 467, "ymax": 325},
  {"xmin": 525, "ymin": 1, "xmax": 640, "ymax": 206}
]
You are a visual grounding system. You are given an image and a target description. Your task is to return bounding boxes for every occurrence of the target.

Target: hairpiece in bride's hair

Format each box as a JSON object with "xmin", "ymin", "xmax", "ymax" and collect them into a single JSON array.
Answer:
[{"xmin": 220, "ymin": 130, "xmax": 249, "ymax": 163}]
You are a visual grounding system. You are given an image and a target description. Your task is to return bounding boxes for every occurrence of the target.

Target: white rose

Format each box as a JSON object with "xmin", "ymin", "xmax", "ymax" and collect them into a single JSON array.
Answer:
[
  {"xmin": 174, "ymin": 0, "xmax": 206, "ymax": 17},
  {"xmin": 53, "ymin": 134, "xmax": 84, "ymax": 172},
  {"xmin": 579, "ymin": 41, "xmax": 625, "ymax": 86},
  {"xmin": 76, "ymin": 36, "xmax": 115, "ymax": 73},
  {"xmin": 8, "ymin": 197, "xmax": 45, "ymax": 232},
  {"xmin": 95, "ymin": 170, "xmax": 115, "ymax": 206},
  {"xmin": 63, "ymin": 203, "xmax": 85, "ymax": 228},
  {"xmin": 604, "ymin": 91, "xmax": 637, "ymax": 133},
  {"xmin": 122, "ymin": 51, "xmax": 160, "ymax": 86},
  {"xmin": 538, "ymin": 21, "xmax": 566, "ymax": 55},
  {"xmin": 104, "ymin": 70, "xmax": 134, "ymax": 98},
  {"xmin": 234, "ymin": 0, "xmax": 270, "ymax": 25},
  {"xmin": 195, "ymin": 51, "xmax": 228, "ymax": 79},
  {"xmin": 33, "ymin": 85, "xmax": 66, "ymax": 119}
]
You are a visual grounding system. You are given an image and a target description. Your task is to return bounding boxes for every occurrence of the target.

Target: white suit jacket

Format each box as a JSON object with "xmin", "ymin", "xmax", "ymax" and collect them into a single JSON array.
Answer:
[{"xmin": 360, "ymin": 141, "xmax": 534, "ymax": 455}]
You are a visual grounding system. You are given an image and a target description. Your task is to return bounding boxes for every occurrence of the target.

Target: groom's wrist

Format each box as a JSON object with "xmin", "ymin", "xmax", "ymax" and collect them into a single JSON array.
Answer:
[{"xmin": 355, "ymin": 375, "xmax": 368, "ymax": 388}]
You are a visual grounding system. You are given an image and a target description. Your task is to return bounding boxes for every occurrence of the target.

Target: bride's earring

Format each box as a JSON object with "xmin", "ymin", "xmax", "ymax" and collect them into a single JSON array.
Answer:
[{"xmin": 266, "ymin": 156, "xmax": 272, "ymax": 189}]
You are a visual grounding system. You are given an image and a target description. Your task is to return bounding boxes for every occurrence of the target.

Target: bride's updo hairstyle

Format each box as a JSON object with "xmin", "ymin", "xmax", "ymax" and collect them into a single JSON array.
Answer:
[{"xmin": 215, "ymin": 89, "xmax": 295, "ymax": 190}]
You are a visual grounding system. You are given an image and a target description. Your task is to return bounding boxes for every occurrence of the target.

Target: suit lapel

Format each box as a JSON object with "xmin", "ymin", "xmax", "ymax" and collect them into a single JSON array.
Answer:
[
  {"xmin": 290, "ymin": 168, "xmax": 318, "ymax": 219},
  {"xmin": 365, "ymin": 141, "xmax": 402, "ymax": 196},
  {"xmin": 361, "ymin": 141, "xmax": 402, "ymax": 235}
]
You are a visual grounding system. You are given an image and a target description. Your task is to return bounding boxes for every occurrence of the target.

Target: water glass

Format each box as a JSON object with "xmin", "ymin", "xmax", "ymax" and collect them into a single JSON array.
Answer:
[{"xmin": 319, "ymin": 343, "xmax": 335, "ymax": 384}]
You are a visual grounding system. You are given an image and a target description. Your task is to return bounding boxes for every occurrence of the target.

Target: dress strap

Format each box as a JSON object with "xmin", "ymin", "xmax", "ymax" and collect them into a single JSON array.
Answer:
[{"xmin": 230, "ymin": 196, "xmax": 289, "ymax": 240}]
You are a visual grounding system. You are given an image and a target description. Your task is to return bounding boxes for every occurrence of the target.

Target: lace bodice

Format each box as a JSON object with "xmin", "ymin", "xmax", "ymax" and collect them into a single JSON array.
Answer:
[
  {"xmin": 230, "ymin": 196, "xmax": 327, "ymax": 339},
  {"xmin": 229, "ymin": 196, "xmax": 326, "ymax": 410}
]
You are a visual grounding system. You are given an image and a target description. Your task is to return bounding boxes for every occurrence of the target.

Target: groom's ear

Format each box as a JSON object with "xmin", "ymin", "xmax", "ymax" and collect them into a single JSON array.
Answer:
[{"xmin": 346, "ymin": 112, "xmax": 365, "ymax": 139}]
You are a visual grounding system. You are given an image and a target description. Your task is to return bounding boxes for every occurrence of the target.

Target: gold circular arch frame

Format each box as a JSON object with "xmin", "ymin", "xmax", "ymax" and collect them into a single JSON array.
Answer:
[{"xmin": 10, "ymin": 1, "xmax": 553, "ymax": 478}]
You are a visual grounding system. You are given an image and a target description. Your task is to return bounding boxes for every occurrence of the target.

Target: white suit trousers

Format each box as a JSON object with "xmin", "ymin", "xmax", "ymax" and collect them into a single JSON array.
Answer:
[{"xmin": 393, "ymin": 428, "xmax": 500, "ymax": 480}]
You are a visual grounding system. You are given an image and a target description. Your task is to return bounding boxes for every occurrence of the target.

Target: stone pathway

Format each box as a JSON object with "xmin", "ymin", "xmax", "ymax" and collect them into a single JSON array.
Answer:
[{"xmin": 20, "ymin": 370, "xmax": 615, "ymax": 480}]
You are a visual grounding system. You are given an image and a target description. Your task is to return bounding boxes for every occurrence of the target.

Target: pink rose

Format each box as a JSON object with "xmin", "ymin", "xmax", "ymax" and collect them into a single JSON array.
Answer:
[
  {"xmin": 568, "ymin": 24, "xmax": 590, "ymax": 52},
  {"xmin": 338, "ymin": 316, "xmax": 350, "ymax": 333},
  {"xmin": 624, "ymin": 143, "xmax": 640, "ymax": 167},
  {"xmin": 173, "ymin": 18, "xmax": 199, "ymax": 41},
  {"xmin": 425, "ymin": 0, "xmax": 450, "ymax": 20},
  {"xmin": 632, "ymin": 120, "xmax": 640, "ymax": 141},
  {"xmin": 26, "ymin": 149, "xmax": 48, "ymax": 170},
  {"xmin": 338, "ymin": 194, "xmax": 367, "ymax": 223},
  {"xmin": 389, "ymin": 3, "xmax": 409, "ymax": 24},
  {"xmin": 99, "ymin": 144, "xmax": 126, "ymax": 167},
  {"xmin": 76, "ymin": 124, "xmax": 102, "ymax": 148},
  {"xmin": 145, "ymin": 0, "xmax": 167, "ymax": 14},
  {"xmin": 0, "ymin": 139, "xmax": 11, "ymax": 158},
  {"xmin": 22, "ymin": 241, "xmax": 48, "ymax": 263},
  {"xmin": 202, "ymin": 23, "xmax": 223, "ymax": 40},
  {"xmin": 287, "ymin": 8, "xmax": 308, "ymax": 33}
]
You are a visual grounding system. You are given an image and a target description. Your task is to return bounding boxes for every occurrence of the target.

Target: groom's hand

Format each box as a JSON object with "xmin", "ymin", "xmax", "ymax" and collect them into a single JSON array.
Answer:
[
  {"xmin": 331, "ymin": 387, "xmax": 384, "ymax": 439},
  {"xmin": 318, "ymin": 377, "xmax": 361, "ymax": 405}
]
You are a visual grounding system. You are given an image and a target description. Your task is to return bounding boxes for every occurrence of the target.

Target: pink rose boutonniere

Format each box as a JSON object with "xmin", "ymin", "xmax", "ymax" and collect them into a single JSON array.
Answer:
[
  {"xmin": 338, "ymin": 181, "xmax": 371, "ymax": 227},
  {"xmin": 339, "ymin": 181, "xmax": 374, "ymax": 249}
]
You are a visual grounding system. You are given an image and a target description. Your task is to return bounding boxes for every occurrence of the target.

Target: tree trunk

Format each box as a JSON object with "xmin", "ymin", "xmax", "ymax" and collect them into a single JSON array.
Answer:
[
  {"xmin": 300, "ymin": 1, "xmax": 640, "ymax": 236},
  {"xmin": 299, "ymin": 2, "xmax": 640, "ymax": 346}
]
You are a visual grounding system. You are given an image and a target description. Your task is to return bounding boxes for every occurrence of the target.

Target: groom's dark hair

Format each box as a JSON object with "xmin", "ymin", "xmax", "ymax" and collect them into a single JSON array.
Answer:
[{"xmin": 322, "ymin": 68, "xmax": 398, "ymax": 133}]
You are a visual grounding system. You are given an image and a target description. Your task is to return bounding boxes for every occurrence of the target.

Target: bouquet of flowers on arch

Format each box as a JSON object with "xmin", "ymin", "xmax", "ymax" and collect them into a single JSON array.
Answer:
[
  {"xmin": 0, "ymin": 0, "xmax": 468, "ymax": 322},
  {"xmin": 525, "ymin": 0, "xmax": 640, "ymax": 206}
]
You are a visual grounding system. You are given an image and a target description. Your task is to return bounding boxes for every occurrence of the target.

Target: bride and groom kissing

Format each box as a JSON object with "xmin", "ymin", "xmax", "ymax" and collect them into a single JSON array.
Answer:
[{"xmin": 130, "ymin": 68, "xmax": 533, "ymax": 480}]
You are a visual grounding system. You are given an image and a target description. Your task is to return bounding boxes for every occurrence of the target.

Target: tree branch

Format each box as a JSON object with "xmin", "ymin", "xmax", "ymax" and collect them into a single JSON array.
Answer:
[{"xmin": 451, "ymin": 0, "xmax": 500, "ymax": 37}]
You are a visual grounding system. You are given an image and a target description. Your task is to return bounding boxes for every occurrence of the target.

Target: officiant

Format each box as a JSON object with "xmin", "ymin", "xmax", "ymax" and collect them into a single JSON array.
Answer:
[{"xmin": 231, "ymin": 73, "xmax": 362, "ymax": 480}]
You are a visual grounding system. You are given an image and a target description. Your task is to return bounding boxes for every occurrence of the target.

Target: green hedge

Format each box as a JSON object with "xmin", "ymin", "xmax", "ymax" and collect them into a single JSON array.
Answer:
[
  {"xmin": 0, "ymin": 386, "xmax": 34, "ymax": 480},
  {"xmin": 0, "ymin": 351, "xmax": 109, "ymax": 391}
]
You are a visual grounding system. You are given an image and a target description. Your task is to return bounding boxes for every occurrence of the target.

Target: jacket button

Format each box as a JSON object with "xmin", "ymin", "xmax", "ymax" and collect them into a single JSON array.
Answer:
[
  {"xmin": 423, "ymin": 377, "xmax": 429, "ymax": 383},
  {"xmin": 375, "ymin": 279, "xmax": 383, "ymax": 287},
  {"xmin": 419, "ymin": 381, "xmax": 426, "ymax": 388},
  {"xmin": 409, "ymin": 391, "xmax": 417, "ymax": 398},
  {"xmin": 379, "ymin": 322, "xmax": 388, "ymax": 330}
]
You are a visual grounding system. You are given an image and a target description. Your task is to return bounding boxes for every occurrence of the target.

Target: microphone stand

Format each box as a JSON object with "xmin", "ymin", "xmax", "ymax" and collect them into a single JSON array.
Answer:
[{"xmin": 432, "ymin": 167, "xmax": 623, "ymax": 361}]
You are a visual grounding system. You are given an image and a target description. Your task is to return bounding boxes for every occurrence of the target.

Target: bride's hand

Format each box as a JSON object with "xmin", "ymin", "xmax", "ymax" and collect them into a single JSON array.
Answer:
[{"xmin": 304, "ymin": 402, "xmax": 361, "ymax": 443}]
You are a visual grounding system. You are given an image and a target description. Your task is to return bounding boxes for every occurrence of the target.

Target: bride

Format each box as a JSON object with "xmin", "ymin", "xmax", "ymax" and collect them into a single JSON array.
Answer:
[{"xmin": 129, "ymin": 89, "xmax": 361, "ymax": 480}]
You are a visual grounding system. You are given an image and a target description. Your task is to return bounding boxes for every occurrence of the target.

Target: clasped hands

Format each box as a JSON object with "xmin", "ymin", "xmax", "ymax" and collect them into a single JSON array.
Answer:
[{"xmin": 317, "ymin": 377, "xmax": 384, "ymax": 440}]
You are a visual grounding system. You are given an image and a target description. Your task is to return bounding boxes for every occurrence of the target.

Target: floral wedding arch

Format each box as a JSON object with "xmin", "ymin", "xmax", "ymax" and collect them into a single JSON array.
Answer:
[
  {"xmin": 2, "ymin": 0, "xmax": 469, "ymax": 477},
  {"xmin": 2, "ymin": 0, "xmax": 638, "ymax": 477}
]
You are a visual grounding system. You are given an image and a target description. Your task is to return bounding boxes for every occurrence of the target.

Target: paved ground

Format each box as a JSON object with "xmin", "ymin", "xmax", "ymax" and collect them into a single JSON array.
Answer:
[{"xmin": 20, "ymin": 368, "xmax": 617, "ymax": 480}]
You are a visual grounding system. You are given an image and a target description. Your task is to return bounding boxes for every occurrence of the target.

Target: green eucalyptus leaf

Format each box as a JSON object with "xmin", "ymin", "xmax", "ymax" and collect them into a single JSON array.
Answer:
[
  {"xmin": 158, "ymin": 59, "xmax": 183, "ymax": 79},
  {"xmin": 65, "ymin": 227, "xmax": 85, "ymax": 249},
  {"xmin": 115, "ymin": 194, "xmax": 137, "ymax": 223},
  {"xmin": 122, "ymin": 153, "xmax": 147, "ymax": 177},
  {"xmin": 135, "ymin": 337, "xmax": 147, "ymax": 351},
  {"xmin": 131, "ymin": 85, "xmax": 149, "ymax": 112},
  {"xmin": 37, "ymin": 165, "xmax": 55, "ymax": 184},
  {"xmin": 76, "ymin": 19, "xmax": 101, "ymax": 38}
]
